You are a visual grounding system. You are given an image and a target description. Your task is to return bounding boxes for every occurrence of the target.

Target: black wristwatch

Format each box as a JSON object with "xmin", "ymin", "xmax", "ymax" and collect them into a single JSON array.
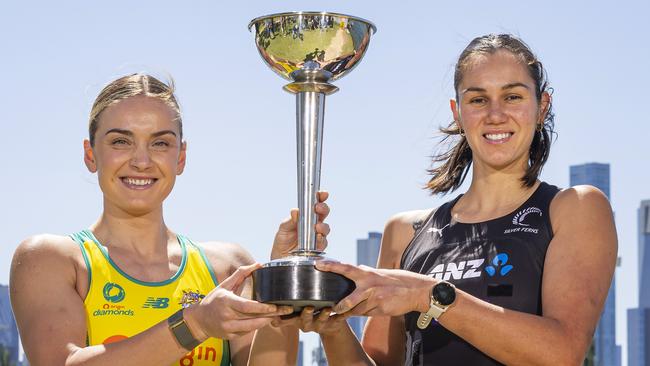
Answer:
[
  {"xmin": 168, "ymin": 309, "xmax": 201, "ymax": 351},
  {"xmin": 417, "ymin": 281, "xmax": 456, "ymax": 329}
]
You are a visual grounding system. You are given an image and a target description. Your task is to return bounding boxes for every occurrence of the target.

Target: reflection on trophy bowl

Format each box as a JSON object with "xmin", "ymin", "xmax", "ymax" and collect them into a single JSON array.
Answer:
[
  {"xmin": 248, "ymin": 11, "xmax": 376, "ymax": 81},
  {"xmin": 252, "ymin": 256, "xmax": 356, "ymax": 313}
]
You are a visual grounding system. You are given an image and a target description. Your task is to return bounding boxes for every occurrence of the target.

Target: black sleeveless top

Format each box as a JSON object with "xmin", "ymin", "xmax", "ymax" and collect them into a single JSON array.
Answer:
[{"xmin": 400, "ymin": 182, "xmax": 560, "ymax": 366}]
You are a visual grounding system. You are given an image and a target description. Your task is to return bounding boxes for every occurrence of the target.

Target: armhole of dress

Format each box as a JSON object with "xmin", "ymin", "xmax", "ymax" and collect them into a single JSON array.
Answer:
[
  {"xmin": 181, "ymin": 236, "xmax": 230, "ymax": 365},
  {"xmin": 220, "ymin": 340, "xmax": 230, "ymax": 366},
  {"xmin": 69, "ymin": 233, "xmax": 93, "ymax": 302},
  {"xmin": 544, "ymin": 183, "xmax": 562, "ymax": 240},
  {"xmin": 399, "ymin": 208, "xmax": 438, "ymax": 269},
  {"xmin": 184, "ymin": 237, "xmax": 220, "ymax": 287}
]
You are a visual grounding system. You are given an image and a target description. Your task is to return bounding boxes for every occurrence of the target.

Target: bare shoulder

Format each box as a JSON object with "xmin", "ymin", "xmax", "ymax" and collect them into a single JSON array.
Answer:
[
  {"xmin": 193, "ymin": 241, "xmax": 255, "ymax": 282},
  {"xmin": 550, "ymin": 185, "xmax": 614, "ymax": 231},
  {"xmin": 11, "ymin": 234, "xmax": 90, "ymax": 363},
  {"xmin": 540, "ymin": 187, "xmax": 617, "ymax": 355},
  {"xmin": 379, "ymin": 209, "xmax": 431, "ymax": 269},
  {"xmin": 387, "ymin": 209, "xmax": 431, "ymax": 228},
  {"xmin": 12, "ymin": 234, "xmax": 81, "ymax": 277}
]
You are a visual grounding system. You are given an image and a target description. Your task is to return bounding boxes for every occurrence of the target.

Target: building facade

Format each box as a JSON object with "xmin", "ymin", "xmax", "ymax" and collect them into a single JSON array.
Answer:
[
  {"xmin": 639, "ymin": 200, "xmax": 650, "ymax": 308},
  {"xmin": 297, "ymin": 340, "xmax": 303, "ymax": 366},
  {"xmin": 628, "ymin": 200, "xmax": 650, "ymax": 366},
  {"xmin": 312, "ymin": 340, "xmax": 327, "ymax": 366},
  {"xmin": 0, "ymin": 284, "xmax": 19, "ymax": 366},
  {"xmin": 348, "ymin": 232, "xmax": 382, "ymax": 340},
  {"xmin": 570, "ymin": 163, "xmax": 620, "ymax": 366}
]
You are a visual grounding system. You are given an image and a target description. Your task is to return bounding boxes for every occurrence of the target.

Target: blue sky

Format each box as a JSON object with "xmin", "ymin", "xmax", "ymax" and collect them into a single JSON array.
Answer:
[{"xmin": 1, "ymin": 1, "xmax": 648, "ymax": 364}]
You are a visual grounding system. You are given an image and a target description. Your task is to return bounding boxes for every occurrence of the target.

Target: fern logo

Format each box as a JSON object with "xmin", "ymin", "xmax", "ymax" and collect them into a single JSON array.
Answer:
[{"xmin": 512, "ymin": 207, "xmax": 542, "ymax": 227}]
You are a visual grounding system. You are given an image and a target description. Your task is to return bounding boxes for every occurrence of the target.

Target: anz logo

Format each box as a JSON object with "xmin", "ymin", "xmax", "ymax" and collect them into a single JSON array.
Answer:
[
  {"xmin": 428, "ymin": 259, "xmax": 484, "ymax": 280},
  {"xmin": 428, "ymin": 252, "xmax": 515, "ymax": 280}
]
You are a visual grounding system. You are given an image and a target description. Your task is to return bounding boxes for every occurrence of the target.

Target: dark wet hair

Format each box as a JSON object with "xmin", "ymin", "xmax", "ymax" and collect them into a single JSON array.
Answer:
[
  {"xmin": 88, "ymin": 74, "xmax": 182, "ymax": 146},
  {"xmin": 427, "ymin": 34, "xmax": 555, "ymax": 194}
]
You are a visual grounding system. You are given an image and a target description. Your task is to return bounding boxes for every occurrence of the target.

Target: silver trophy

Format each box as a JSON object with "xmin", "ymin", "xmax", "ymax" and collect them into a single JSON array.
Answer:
[{"xmin": 248, "ymin": 12, "xmax": 376, "ymax": 311}]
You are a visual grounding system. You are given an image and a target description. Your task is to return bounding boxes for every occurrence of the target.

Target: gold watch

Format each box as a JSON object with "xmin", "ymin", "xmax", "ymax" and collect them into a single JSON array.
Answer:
[{"xmin": 417, "ymin": 281, "xmax": 456, "ymax": 329}]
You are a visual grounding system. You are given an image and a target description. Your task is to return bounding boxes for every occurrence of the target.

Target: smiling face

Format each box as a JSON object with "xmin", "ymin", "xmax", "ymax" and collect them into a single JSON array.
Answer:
[
  {"xmin": 84, "ymin": 95, "xmax": 186, "ymax": 216},
  {"xmin": 452, "ymin": 50, "xmax": 549, "ymax": 174}
]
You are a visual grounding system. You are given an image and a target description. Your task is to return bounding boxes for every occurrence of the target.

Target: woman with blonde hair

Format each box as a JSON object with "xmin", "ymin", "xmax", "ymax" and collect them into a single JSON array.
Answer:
[{"xmin": 10, "ymin": 73, "xmax": 329, "ymax": 366}]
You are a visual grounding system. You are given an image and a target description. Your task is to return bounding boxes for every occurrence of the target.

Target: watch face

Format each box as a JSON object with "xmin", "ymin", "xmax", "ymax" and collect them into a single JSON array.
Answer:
[{"xmin": 433, "ymin": 282, "xmax": 456, "ymax": 306}]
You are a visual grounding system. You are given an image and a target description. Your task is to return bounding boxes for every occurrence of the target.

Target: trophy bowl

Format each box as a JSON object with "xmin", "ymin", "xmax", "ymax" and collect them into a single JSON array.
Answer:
[
  {"xmin": 249, "ymin": 12, "xmax": 376, "ymax": 313},
  {"xmin": 248, "ymin": 11, "xmax": 376, "ymax": 82}
]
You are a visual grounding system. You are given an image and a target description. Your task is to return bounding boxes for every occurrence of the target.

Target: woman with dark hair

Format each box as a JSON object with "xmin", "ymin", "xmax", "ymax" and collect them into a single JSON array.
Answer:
[
  {"xmin": 299, "ymin": 34, "xmax": 617, "ymax": 365},
  {"xmin": 10, "ymin": 73, "xmax": 329, "ymax": 366}
]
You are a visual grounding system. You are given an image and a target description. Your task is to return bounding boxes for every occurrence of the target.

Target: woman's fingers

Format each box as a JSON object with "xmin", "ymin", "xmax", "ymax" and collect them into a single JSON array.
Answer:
[
  {"xmin": 315, "ymin": 260, "xmax": 360, "ymax": 279},
  {"xmin": 299, "ymin": 307, "xmax": 316, "ymax": 330},
  {"xmin": 231, "ymin": 296, "xmax": 293, "ymax": 316},
  {"xmin": 223, "ymin": 317, "xmax": 277, "ymax": 337},
  {"xmin": 317, "ymin": 191, "xmax": 329, "ymax": 203},
  {"xmin": 315, "ymin": 222, "xmax": 330, "ymax": 236},
  {"xmin": 277, "ymin": 208, "xmax": 300, "ymax": 233},
  {"xmin": 315, "ymin": 202, "xmax": 330, "ymax": 219},
  {"xmin": 315, "ymin": 308, "xmax": 332, "ymax": 325},
  {"xmin": 333, "ymin": 289, "xmax": 369, "ymax": 314},
  {"xmin": 219, "ymin": 263, "xmax": 262, "ymax": 291}
]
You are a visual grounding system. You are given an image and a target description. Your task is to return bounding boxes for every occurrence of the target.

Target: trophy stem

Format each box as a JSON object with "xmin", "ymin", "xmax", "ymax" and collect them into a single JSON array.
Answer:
[
  {"xmin": 285, "ymin": 67, "xmax": 338, "ymax": 255},
  {"xmin": 296, "ymin": 90, "xmax": 325, "ymax": 253}
]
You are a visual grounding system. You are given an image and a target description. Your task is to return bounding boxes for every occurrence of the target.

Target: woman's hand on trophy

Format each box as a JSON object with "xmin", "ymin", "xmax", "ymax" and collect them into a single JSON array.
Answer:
[
  {"xmin": 271, "ymin": 307, "xmax": 351, "ymax": 336},
  {"xmin": 314, "ymin": 261, "xmax": 435, "ymax": 317},
  {"xmin": 185, "ymin": 263, "xmax": 294, "ymax": 340},
  {"xmin": 271, "ymin": 191, "xmax": 330, "ymax": 260}
]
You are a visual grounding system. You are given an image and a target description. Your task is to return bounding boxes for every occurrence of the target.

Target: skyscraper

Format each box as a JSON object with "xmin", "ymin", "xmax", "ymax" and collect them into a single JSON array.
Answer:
[
  {"xmin": 0, "ymin": 284, "xmax": 19, "ymax": 366},
  {"xmin": 628, "ymin": 200, "xmax": 650, "ymax": 366},
  {"xmin": 297, "ymin": 340, "xmax": 304, "ymax": 366},
  {"xmin": 570, "ymin": 163, "xmax": 620, "ymax": 366},
  {"xmin": 348, "ymin": 232, "xmax": 382, "ymax": 339},
  {"xmin": 639, "ymin": 200, "xmax": 650, "ymax": 308},
  {"xmin": 357, "ymin": 232, "xmax": 382, "ymax": 268},
  {"xmin": 312, "ymin": 340, "xmax": 327, "ymax": 366}
]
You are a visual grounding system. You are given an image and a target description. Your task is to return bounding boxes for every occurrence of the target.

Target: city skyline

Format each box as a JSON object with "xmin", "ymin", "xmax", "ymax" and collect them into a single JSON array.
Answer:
[
  {"xmin": 1, "ymin": 2, "xmax": 648, "ymax": 365},
  {"xmin": 627, "ymin": 201, "xmax": 650, "ymax": 366},
  {"xmin": 639, "ymin": 201, "xmax": 650, "ymax": 308},
  {"xmin": 349, "ymin": 232, "xmax": 382, "ymax": 339},
  {"xmin": 570, "ymin": 163, "xmax": 621, "ymax": 366},
  {"xmin": 0, "ymin": 285, "xmax": 19, "ymax": 366}
]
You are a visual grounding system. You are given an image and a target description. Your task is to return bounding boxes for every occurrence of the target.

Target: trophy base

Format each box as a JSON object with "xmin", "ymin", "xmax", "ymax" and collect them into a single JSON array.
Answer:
[{"xmin": 252, "ymin": 255, "xmax": 355, "ymax": 313}]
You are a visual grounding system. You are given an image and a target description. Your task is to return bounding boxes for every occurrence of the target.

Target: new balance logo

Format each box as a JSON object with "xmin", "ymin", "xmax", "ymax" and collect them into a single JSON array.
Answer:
[
  {"xmin": 428, "ymin": 259, "xmax": 485, "ymax": 280},
  {"xmin": 142, "ymin": 297, "xmax": 170, "ymax": 309}
]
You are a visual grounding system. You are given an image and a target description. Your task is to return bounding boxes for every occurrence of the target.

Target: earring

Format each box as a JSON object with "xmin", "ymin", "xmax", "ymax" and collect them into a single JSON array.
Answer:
[
  {"xmin": 456, "ymin": 122, "xmax": 465, "ymax": 137},
  {"xmin": 536, "ymin": 123, "xmax": 544, "ymax": 132}
]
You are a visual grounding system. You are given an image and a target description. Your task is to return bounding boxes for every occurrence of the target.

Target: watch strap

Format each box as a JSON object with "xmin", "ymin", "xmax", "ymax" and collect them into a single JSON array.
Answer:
[
  {"xmin": 417, "ymin": 297, "xmax": 446, "ymax": 329},
  {"xmin": 417, "ymin": 282, "xmax": 455, "ymax": 329},
  {"xmin": 168, "ymin": 309, "xmax": 201, "ymax": 351}
]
